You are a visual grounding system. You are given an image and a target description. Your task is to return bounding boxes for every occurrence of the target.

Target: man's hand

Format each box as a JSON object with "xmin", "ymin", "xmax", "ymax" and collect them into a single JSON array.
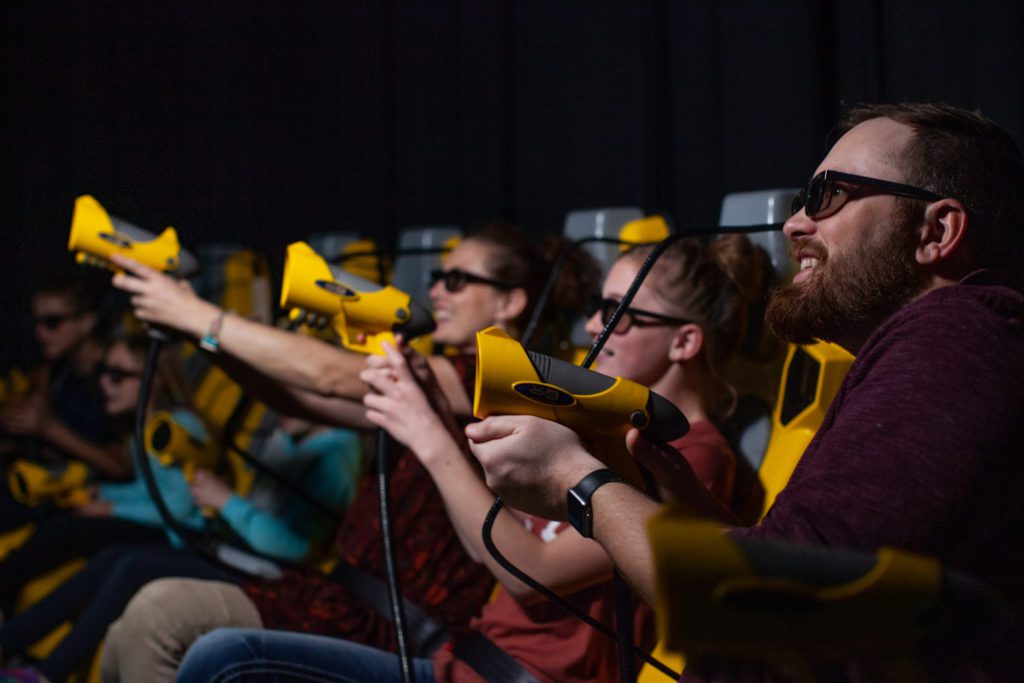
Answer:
[
  {"xmin": 110, "ymin": 255, "xmax": 216, "ymax": 338},
  {"xmin": 188, "ymin": 469, "xmax": 233, "ymax": 510},
  {"xmin": 466, "ymin": 415, "xmax": 604, "ymax": 520}
]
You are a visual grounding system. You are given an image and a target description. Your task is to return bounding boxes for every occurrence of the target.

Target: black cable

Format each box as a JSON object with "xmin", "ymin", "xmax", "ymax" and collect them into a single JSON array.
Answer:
[
  {"xmin": 613, "ymin": 570, "xmax": 637, "ymax": 681},
  {"xmin": 133, "ymin": 333, "xmax": 211, "ymax": 555},
  {"xmin": 482, "ymin": 498, "xmax": 680, "ymax": 680},
  {"xmin": 521, "ymin": 236, "xmax": 662, "ymax": 350},
  {"xmin": 521, "ymin": 221, "xmax": 782, "ymax": 351},
  {"xmin": 377, "ymin": 428, "xmax": 414, "ymax": 683}
]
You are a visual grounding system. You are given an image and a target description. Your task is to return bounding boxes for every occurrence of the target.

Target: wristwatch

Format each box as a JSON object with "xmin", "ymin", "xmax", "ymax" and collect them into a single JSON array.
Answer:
[
  {"xmin": 567, "ymin": 468, "xmax": 624, "ymax": 538},
  {"xmin": 199, "ymin": 309, "xmax": 230, "ymax": 353}
]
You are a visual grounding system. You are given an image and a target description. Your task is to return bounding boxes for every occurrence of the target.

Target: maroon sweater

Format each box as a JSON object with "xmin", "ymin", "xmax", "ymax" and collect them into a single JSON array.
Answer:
[{"xmin": 727, "ymin": 271, "xmax": 1024, "ymax": 678}]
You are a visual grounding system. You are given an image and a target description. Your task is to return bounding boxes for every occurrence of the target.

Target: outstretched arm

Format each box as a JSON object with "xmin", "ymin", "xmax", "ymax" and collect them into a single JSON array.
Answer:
[
  {"xmin": 111, "ymin": 255, "xmax": 370, "ymax": 400},
  {"xmin": 110, "ymin": 255, "xmax": 471, "ymax": 423},
  {"xmin": 361, "ymin": 343, "xmax": 613, "ymax": 600}
]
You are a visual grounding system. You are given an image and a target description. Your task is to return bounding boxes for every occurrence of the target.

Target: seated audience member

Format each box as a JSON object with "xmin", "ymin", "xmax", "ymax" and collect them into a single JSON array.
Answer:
[
  {"xmin": 170, "ymin": 235, "xmax": 765, "ymax": 682},
  {"xmin": 467, "ymin": 103, "xmax": 1024, "ymax": 680},
  {"xmin": 0, "ymin": 330, "xmax": 204, "ymax": 616},
  {"xmin": 1, "ymin": 275, "xmax": 120, "ymax": 531},
  {"xmin": 0, "ymin": 414, "xmax": 360, "ymax": 683},
  {"xmin": 98, "ymin": 225, "xmax": 590, "ymax": 682}
]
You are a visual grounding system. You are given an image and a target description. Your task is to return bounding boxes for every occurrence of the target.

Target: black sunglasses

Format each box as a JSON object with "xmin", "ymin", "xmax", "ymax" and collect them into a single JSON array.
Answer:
[
  {"xmin": 429, "ymin": 268, "xmax": 515, "ymax": 293},
  {"xmin": 98, "ymin": 364, "xmax": 143, "ymax": 384},
  {"xmin": 587, "ymin": 297, "xmax": 692, "ymax": 334},
  {"xmin": 791, "ymin": 170, "xmax": 944, "ymax": 220},
  {"xmin": 33, "ymin": 312, "xmax": 82, "ymax": 331}
]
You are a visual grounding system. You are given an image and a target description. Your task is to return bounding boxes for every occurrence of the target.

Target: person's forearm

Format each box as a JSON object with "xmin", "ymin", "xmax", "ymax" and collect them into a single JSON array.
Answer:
[
  {"xmin": 40, "ymin": 419, "xmax": 131, "ymax": 479},
  {"xmin": 589, "ymin": 482, "xmax": 663, "ymax": 604},
  {"xmin": 200, "ymin": 309, "xmax": 371, "ymax": 401},
  {"xmin": 212, "ymin": 354, "xmax": 374, "ymax": 429},
  {"xmin": 420, "ymin": 436, "xmax": 612, "ymax": 600}
]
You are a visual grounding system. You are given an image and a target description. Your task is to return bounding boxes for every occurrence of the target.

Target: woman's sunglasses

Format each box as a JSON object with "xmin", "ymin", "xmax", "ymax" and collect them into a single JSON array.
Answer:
[
  {"xmin": 429, "ymin": 268, "xmax": 515, "ymax": 293},
  {"xmin": 587, "ymin": 297, "xmax": 691, "ymax": 334},
  {"xmin": 98, "ymin": 364, "xmax": 143, "ymax": 384},
  {"xmin": 790, "ymin": 169, "xmax": 944, "ymax": 220}
]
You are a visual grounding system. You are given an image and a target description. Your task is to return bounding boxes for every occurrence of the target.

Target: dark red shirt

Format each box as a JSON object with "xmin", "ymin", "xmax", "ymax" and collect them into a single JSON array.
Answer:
[{"xmin": 242, "ymin": 354, "xmax": 494, "ymax": 651}]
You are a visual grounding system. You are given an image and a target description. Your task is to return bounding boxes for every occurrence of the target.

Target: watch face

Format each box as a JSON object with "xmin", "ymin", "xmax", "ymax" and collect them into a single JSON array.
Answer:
[
  {"xmin": 567, "ymin": 488, "xmax": 592, "ymax": 538},
  {"xmin": 567, "ymin": 469, "xmax": 623, "ymax": 539}
]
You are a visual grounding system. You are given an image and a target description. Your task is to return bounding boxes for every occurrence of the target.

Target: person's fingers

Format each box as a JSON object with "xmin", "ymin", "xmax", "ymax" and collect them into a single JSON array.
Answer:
[
  {"xmin": 464, "ymin": 416, "xmax": 518, "ymax": 443},
  {"xmin": 110, "ymin": 254, "xmax": 159, "ymax": 278}
]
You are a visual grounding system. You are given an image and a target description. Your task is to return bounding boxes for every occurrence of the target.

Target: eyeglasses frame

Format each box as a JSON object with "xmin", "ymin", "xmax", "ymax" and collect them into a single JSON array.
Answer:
[
  {"xmin": 791, "ymin": 169, "xmax": 945, "ymax": 220},
  {"xmin": 429, "ymin": 268, "xmax": 516, "ymax": 293},
  {"xmin": 589, "ymin": 297, "xmax": 692, "ymax": 334}
]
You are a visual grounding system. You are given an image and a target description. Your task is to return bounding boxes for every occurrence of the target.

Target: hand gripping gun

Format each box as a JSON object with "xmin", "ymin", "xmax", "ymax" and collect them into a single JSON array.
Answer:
[
  {"xmin": 279, "ymin": 241, "xmax": 435, "ymax": 355},
  {"xmin": 473, "ymin": 327, "xmax": 688, "ymax": 486}
]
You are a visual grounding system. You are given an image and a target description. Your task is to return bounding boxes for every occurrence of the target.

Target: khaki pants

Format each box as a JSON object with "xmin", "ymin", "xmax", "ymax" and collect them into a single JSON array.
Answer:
[{"xmin": 101, "ymin": 578, "xmax": 262, "ymax": 683}]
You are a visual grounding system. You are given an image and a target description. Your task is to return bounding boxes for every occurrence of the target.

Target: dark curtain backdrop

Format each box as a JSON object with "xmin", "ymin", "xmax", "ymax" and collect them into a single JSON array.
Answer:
[{"xmin": 4, "ymin": 0, "xmax": 1023, "ymax": 366}]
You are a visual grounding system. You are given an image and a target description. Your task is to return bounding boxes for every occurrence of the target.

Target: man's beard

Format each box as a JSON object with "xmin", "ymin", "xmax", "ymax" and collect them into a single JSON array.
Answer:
[{"xmin": 765, "ymin": 223, "xmax": 922, "ymax": 347}]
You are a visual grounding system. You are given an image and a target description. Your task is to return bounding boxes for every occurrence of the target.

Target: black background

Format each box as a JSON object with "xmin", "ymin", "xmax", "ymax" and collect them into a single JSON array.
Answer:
[{"xmin": 4, "ymin": 0, "xmax": 1023, "ymax": 367}]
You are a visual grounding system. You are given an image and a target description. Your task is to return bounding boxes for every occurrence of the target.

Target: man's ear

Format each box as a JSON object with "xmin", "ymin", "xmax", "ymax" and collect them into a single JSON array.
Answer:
[
  {"xmin": 916, "ymin": 199, "xmax": 969, "ymax": 266},
  {"xmin": 668, "ymin": 323, "xmax": 703, "ymax": 362},
  {"xmin": 495, "ymin": 287, "xmax": 528, "ymax": 327}
]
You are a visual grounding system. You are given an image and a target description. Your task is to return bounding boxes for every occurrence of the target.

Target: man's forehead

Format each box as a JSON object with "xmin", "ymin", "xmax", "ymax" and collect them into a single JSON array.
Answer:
[{"xmin": 814, "ymin": 117, "xmax": 915, "ymax": 180}]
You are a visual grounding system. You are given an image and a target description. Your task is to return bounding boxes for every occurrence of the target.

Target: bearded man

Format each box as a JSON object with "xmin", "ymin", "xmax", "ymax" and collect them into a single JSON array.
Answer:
[{"xmin": 467, "ymin": 102, "xmax": 1024, "ymax": 679}]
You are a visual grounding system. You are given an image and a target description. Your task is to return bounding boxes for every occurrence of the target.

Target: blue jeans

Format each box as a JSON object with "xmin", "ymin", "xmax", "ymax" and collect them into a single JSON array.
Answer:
[{"xmin": 176, "ymin": 628, "xmax": 437, "ymax": 683}]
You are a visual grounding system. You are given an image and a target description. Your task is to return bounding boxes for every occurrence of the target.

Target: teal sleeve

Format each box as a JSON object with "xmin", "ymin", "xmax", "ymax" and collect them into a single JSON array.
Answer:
[
  {"xmin": 105, "ymin": 457, "xmax": 204, "ymax": 531},
  {"xmin": 218, "ymin": 428, "xmax": 363, "ymax": 562},
  {"xmin": 219, "ymin": 493, "xmax": 311, "ymax": 562}
]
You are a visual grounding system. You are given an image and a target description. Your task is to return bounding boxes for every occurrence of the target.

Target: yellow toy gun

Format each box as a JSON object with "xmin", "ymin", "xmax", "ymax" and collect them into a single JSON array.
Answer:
[
  {"xmin": 68, "ymin": 194, "xmax": 198, "ymax": 275},
  {"xmin": 280, "ymin": 241, "xmax": 435, "ymax": 355},
  {"xmin": 8, "ymin": 459, "xmax": 92, "ymax": 508},
  {"xmin": 144, "ymin": 410, "xmax": 221, "ymax": 482},
  {"xmin": 647, "ymin": 514, "xmax": 1013, "ymax": 682},
  {"xmin": 474, "ymin": 327, "xmax": 688, "ymax": 486},
  {"xmin": 0, "ymin": 368, "xmax": 30, "ymax": 406}
]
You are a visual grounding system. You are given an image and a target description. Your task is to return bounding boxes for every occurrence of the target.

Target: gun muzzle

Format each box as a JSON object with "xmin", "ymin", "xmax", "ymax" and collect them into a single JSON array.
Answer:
[{"xmin": 145, "ymin": 410, "xmax": 220, "ymax": 475}]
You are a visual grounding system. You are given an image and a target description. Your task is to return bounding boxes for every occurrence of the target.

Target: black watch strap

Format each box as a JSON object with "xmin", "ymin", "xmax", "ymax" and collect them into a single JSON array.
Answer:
[{"xmin": 567, "ymin": 468, "xmax": 624, "ymax": 538}]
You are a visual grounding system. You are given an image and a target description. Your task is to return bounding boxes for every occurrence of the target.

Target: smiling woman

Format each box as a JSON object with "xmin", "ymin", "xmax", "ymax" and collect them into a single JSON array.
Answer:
[{"xmin": 428, "ymin": 223, "xmax": 600, "ymax": 355}]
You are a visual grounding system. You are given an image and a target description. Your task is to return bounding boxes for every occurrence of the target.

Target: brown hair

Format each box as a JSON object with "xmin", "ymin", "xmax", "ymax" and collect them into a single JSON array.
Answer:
[
  {"xmin": 838, "ymin": 102, "xmax": 1024, "ymax": 273},
  {"xmin": 625, "ymin": 234, "xmax": 770, "ymax": 418},
  {"xmin": 467, "ymin": 223, "xmax": 601, "ymax": 343}
]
